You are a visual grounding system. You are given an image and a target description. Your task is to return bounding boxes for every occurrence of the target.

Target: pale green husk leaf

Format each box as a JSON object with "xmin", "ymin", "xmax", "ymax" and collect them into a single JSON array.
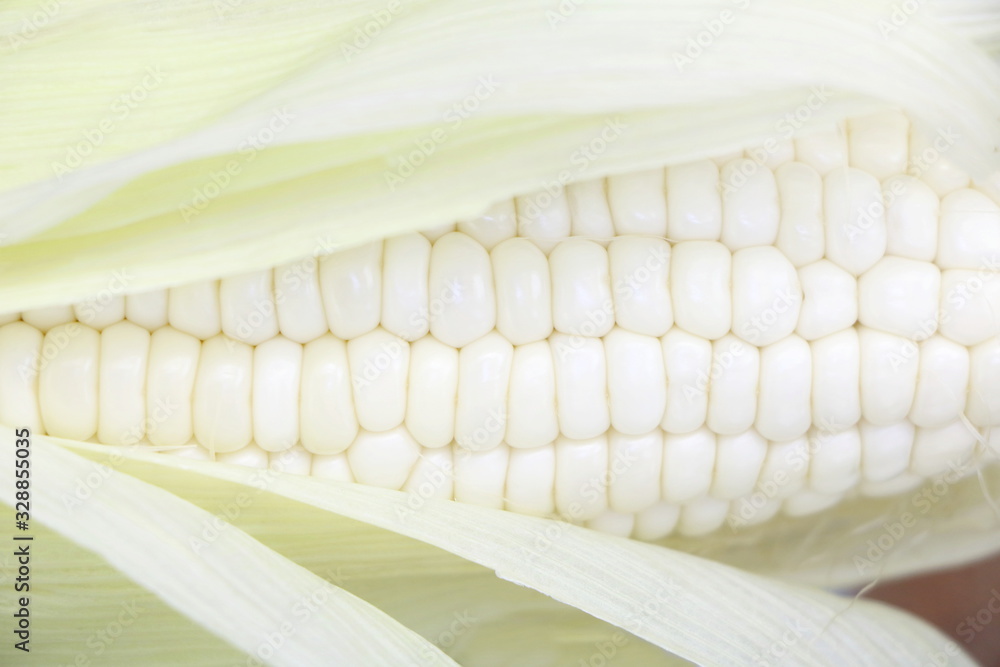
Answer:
[
  {"xmin": 1, "ymin": 0, "xmax": 1000, "ymax": 665},
  {"xmin": 2, "ymin": 0, "xmax": 1000, "ymax": 311},
  {"xmin": 0, "ymin": 427, "xmax": 460, "ymax": 666},
  {"xmin": 0, "ymin": 430, "xmax": 981, "ymax": 665}
]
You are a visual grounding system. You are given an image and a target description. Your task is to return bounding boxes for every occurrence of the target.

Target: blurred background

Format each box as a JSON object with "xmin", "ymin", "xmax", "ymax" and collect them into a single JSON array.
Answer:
[{"xmin": 865, "ymin": 552, "xmax": 1000, "ymax": 667}]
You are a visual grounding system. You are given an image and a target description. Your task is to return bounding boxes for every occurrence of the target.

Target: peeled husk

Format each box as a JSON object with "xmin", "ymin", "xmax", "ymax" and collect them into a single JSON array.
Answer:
[{"xmin": 1, "ymin": 0, "xmax": 999, "ymax": 664}]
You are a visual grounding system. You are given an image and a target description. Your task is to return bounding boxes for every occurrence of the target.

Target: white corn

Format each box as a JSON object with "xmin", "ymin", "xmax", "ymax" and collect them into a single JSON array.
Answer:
[{"xmin": 2, "ymin": 110, "xmax": 998, "ymax": 541}]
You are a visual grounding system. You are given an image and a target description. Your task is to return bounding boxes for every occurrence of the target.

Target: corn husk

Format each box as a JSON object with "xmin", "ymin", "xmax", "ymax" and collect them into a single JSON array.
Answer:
[
  {"xmin": 1, "ymin": 0, "xmax": 999, "ymax": 664},
  {"xmin": 0, "ymin": 429, "xmax": 989, "ymax": 666}
]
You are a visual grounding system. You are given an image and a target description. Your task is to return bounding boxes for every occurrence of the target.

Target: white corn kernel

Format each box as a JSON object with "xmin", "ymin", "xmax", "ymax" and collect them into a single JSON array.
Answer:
[
  {"xmin": 419, "ymin": 223, "xmax": 456, "ymax": 243},
  {"xmin": 810, "ymin": 329, "xmax": 861, "ymax": 431},
  {"xmin": 74, "ymin": 295, "xmax": 125, "ymax": 331},
  {"xmin": 39, "ymin": 323, "xmax": 100, "ymax": 441},
  {"xmin": 555, "ymin": 434, "xmax": 609, "ymax": 521},
  {"xmin": 550, "ymin": 334, "xmax": 609, "ymax": 440},
  {"xmin": 858, "ymin": 256, "xmax": 940, "ymax": 339},
  {"xmin": 756, "ymin": 335, "xmax": 811, "ymax": 442},
  {"xmin": 22, "ymin": 305, "xmax": 75, "ymax": 333},
  {"xmin": 146, "ymin": 326, "xmax": 200, "ymax": 446},
  {"xmin": 711, "ymin": 430, "xmax": 767, "ymax": 500},
  {"xmin": 455, "ymin": 445, "xmax": 510, "ymax": 509},
  {"xmin": 455, "ymin": 332, "xmax": 512, "ymax": 452},
  {"xmin": 909, "ymin": 335, "xmax": 969, "ymax": 428},
  {"xmin": 274, "ymin": 260, "xmax": 328, "ymax": 344},
  {"xmin": 457, "ymin": 200, "xmax": 517, "ymax": 250},
  {"xmin": 320, "ymin": 241, "xmax": 382, "ymax": 340},
  {"xmin": 706, "ymin": 334, "xmax": 758, "ymax": 435},
  {"xmin": 516, "ymin": 189, "xmax": 572, "ymax": 252},
  {"xmin": 774, "ymin": 162, "xmax": 824, "ymax": 267},
  {"xmin": 660, "ymin": 328, "xmax": 712, "ymax": 434},
  {"xmin": 608, "ymin": 236, "xmax": 673, "ymax": 337},
  {"xmin": 550, "ymin": 239, "xmax": 613, "ymax": 337},
  {"xmin": 848, "ymin": 111, "xmax": 910, "ymax": 180},
  {"xmin": 808, "ymin": 427, "xmax": 861, "ymax": 496},
  {"xmin": 665, "ymin": 160, "xmax": 722, "ymax": 241},
  {"xmin": 404, "ymin": 447, "xmax": 454, "ymax": 501},
  {"xmin": 252, "ymin": 335, "xmax": 302, "ymax": 452},
  {"xmin": 168, "ymin": 281, "xmax": 222, "ymax": 340},
  {"xmin": 428, "ymin": 232, "xmax": 496, "ymax": 347},
  {"xmin": 347, "ymin": 427, "xmax": 421, "ymax": 490},
  {"xmin": 909, "ymin": 130, "xmax": 970, "ymax": 197},
  {"xmin": 586, "ymin": 511, "xmax": 635, "ymax": 538},
  {"xmin": 795, "ymin": 260, "xmax": 857, "ymax": 341},
  {"xmin": 937, "ymin": 189, "xmax": 1000, "ymax": 270},
  {"xmin": 381, "ymin": 233, "xmax": 432, "ymax": 341},
  {"xmin": 662, "ymin": 428, "xmax": 715, "ymax": 504},
  {"xmin": 604, "ymin": 328, "xmax": 666, "ymax": 435},
  {"xmin": 670, "ymin": 241, "xmax": 732, "ymax": 340},
  {"xmin": 860, "ymin": 420, "xmax": 914, "ymax": 483},
  {"xmin": 793, "ymin": 123, "xmax": 848, "ymax": 176},
  {"xmin": 783, "ymin": 490, "xmax": 843, "ymax": 518},
  {"xmin": 311, "ymin": 453, "xmax": 355, "ymax": 482},
  {"xmin": 98, "ymin": 321, "xmax": 150, "ymax": 446},
  {"xmin": 607, "ymin": 429, "xmax": 663, "ymax": 513},
  {"xmin": 491, "ymin": 238, "xmax": 553, "ymax": 345},
  {"xmin": 938, "ymin": 269, "xmax": 1000, "ymax": 346},
  {"xmin": 192, "ymin": 334, "xmax": 253, "ymax": 454},
  {"xmin": 607, "ymin": 168, "xmax": 667, "ymax": 236},
  {"xmin": 0, "ymin": 323, "xmax": 43, "ymax": 434},
  {"xmin": 883, "ymin": 175, "xmax": 939, "ymax": 262},
  {"xmin": 506, "ymin": 444, "xmax": 556, "ymax": 517},
  {"xmin": 824, "ymin": 167, "xmax": 887, "ymax": 276},
  {"xmin": 220, "ymin": 270, "xmax": 279, "ymax": 345},
  {"xmin": 300, "ymin": 334, "xmax": 358, "ymax": 454},
  {"xmin": 348, "ymin": 327, "xmax": 408, "ymax": 433},
  {"xmin": 271, "ymin": 445, "xmax": 312, "ymax": 475},
  {"xmin": 218, "ymin": 442, "xmax": 268, "ymax": 469},
  {"xmin": 910, "ymin": 420, "xmax": 977, "ymax": 478},
  {"xmin": 758, "ymin": 438, "xmax": 809, "ymax": 500},
  {"xmin": 505, "ymin": 341, "xmax": 558, "ymax": 449},
  {"xmin": 567, "ymin": 179, "xmax": 615, "ymax": 240},
  {"xmin": 405, "ymin": 335, "xmax": 458, "ymax": 449},
  {"xmin": 678, "ymin": 497, "xmax": 729, "ymax": 537},
  {"xmin": 745, "ymin": 139, "xmax": 795, "ymax": 170},
  {"xmin": 859, "ymin": 328, "xmax": 919, "ymax": 426},
  {"xmin": 720, "ymin": 159, "xmax": 780, "ymax": 250},
  {"xmin": 125, "ymin": 290, "xmax": 169, "ymax": 332},
  {"xmin": 632, "ymin": 502, "xmax": 681, "ymax": 541},
  {"xmin": 731, "ymin": 246, "xmax": 802, "ymax": 345}
]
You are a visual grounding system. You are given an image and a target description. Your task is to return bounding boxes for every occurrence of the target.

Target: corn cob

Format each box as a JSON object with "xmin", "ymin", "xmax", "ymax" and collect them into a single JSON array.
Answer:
[{"xmin": 1, "ymin": 110, "xmax": 998, "ymax": 541}]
